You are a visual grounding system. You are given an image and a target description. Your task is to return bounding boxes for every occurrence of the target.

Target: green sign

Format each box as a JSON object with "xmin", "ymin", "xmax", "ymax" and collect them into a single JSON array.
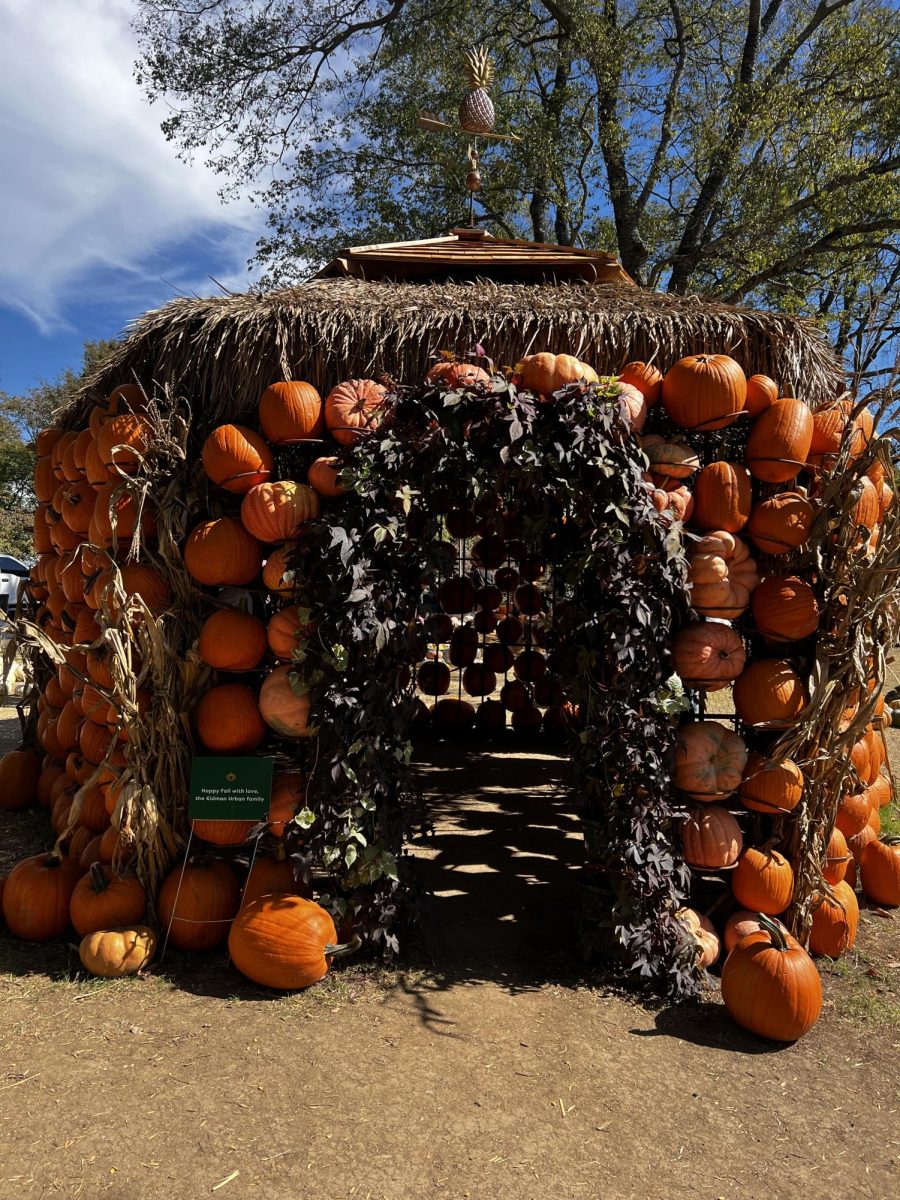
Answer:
[{"xmin": 188, "ymin": 756, "xmax": 273, "ymax": 821}]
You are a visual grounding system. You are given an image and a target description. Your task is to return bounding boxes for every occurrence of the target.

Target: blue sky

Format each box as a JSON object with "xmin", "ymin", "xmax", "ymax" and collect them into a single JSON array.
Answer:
[{"xmin": 0, "ymin": 0, "xmax": 262, "ymax": 396}]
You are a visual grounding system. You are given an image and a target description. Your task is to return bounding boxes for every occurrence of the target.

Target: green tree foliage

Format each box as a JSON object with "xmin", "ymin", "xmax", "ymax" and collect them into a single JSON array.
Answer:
[
  {"xmin": 0, "ymin": 340, "xmax": 117, "ymax": 560},
  {"xmin": 134, "ymin": 1, "xmax": 900, "ymax": 381}
]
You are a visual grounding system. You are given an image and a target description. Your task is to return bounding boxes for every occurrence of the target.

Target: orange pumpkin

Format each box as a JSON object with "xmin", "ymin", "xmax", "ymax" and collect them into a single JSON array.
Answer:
[
  {"xmin": 192, "ymin": 819, "xmax": 256, "ymax": 846},
  {"xmin": 644, "ymin": 475, "xmax": 694, "ymax": 523},
  {"xmin": 1, "ymin": 852, "xmax": 82, "ymax": 941},
  {"xmin": 89, "ymin": 479, "xmax": 157, "ymax": 548},
  {"xmin": 195, "ymin": 684, "xmax": 267, "ymax": 753},
  {"xmin": 738, "ymin": 752, "xmax": 803, "ymax": 814},
  {"xmin": 259, "ymin": 381, "xmax": 324, "ymax": 443},
  {"xmin": 688, "ymin": 531, "xmax": 759, "ymax": 619},
  {"xmin": 242, "ymin": 845, "xmax": 312, "ymax": 905},
  {"xmin": 746, "ymin": 398, "xmax": 813, "ymax": 483},
  {"xmin": 104, "ymin": 382, "xmax": 148, "ymax": 415},
  {"xmin": 198, "ymin": 609, "xmax": 268, "ymax": 671},
  {"xmin": 847, "ymin": 822, "xmax": 877, "ymax": 865},
  {"xmin": 51, "ymin": 431, "xmax": 78, "ymax": 480},
  {"xmin": 516, "ymin": 353, "xmax": 599, "ymax": 398},
  {"xmin": 259, "ymin": 666, "xmax": 311, "ymax": 738},
  {"xmin": 324, "ymin": 379, "xmax": 388, "ymax": 444},
  {"xmin": 266, "ymin": 605, "xmax": 313, "ymax": 660},
  {"xmin": 104, "ymin": 563, "xmax": 171, "ymax": 620},
  {"xmin": 673, "ymin": 721, "xmax": 747, "ymax": 801},
  {"xmin": 807, "ymin": 399, "xmax": 872, "ymax": 467},
  {"xmin": 675, "ymin": 907, "xmax": 720, "ymax": 968},
  {"xmin": 721, "ymin": 915, "xmax": 821, "ymax": 1041},
  {"xmin": 34, "ymin": 455, "xmax": 57, "ymax": 504},
  {"xmin": 744, "ymin": 374, "xmax": 778, "ymax": 417},
  {"xmin": 36, "ymin": 427, "xmax": 65, "ymax": 457},
  {"xmin": 661, "ymin": 354, "xmax": 746, "ymax": 430},
  {"xmin": 691, "ymin": 462, "xmax": 752, "ymax": 533},
  {"xmin": 79, "ymin": 926, "xmax": 156, "ymax": 977},
  {"xmin": 835, "ymin": 790, "xmax": 869, "ymax": 837},
  {"xmin": 822, "ymin": 827, "xmax": 851, "ymax": 885},
  {"xmin": 680, "ymin": 805, "xmax": 743, "ymax": 868},
  {"xmin": 723, "ymin": 910, "xmax": 789, "ymax": 954},
  {"xmin": 95, "ymin": 414, "xmax": 153, "ymax": 475},
  {"xmin": 158, "ymin": 858, "xmax": 241, "ymax": 951},
  {"xmin": 745, "ymin": 492, "xmax": 814, "ymax": 556},
  {"xmin": 852, "ymin": 476, "xmax": 881, "ymax": 530},
  {"xmin": 84, "ymin": 439, "xmax": 110, "ymax": 488},
  {"xmin": 732, "ymin": 847, "xmax": 794, "ymax": 914},
  {"xmin": 69, "ymin": 863, "xmax": 147, "ymax": 936},
  {"xmin": 184, "ymin": 518, "xmax": 263, "ymax": 586},
  {"xmin": 615, "ymin": 382, "xmax": 649, "ymax": 432},
  {"xmin": 426, "ymin": 361, "xmax": 490, "ymax": 388},
  {"xmin": 809, "ymin": 881, "xmax": 859, "ymax": 957},
  {"xmin": 262, "ymin": 545, "xmax": 296, "ymax": 595},
  {"xmin": 867, "ymin": 774, "xmax": 891, "ymax": 810},
  {"xmin": 33, "ymin": 507, "xmax": 52, "ymax": 554},
  {"xmin": 269, "ymin": 772, "xmax": 305, "ymax": 837},
  {"xmin": 751, "ymin": 575, "xmax": 819, "ymax": 642},
  {"xmin": 240, "ymin": 480, "xmax": 319, "ymax": 543},
  {"xmin": 57, "ymin": 481, "xmax": 95, "ymax": 534},
  {"xmin": 307, "ymin": 456, "xmax": 347, "ymax": 498},
  {"xmin": 201, "ymin": 424, "xmax": 274, "ymax": 493},
  {"xmin": 0, "ymin": 748, "xmax": 42, "ymax": 811},
  {"xmin": 79, "ymin": 720, "xmax": 116, "ymax": 765},
  {"xmin": 732, "ymin": 659, "xmax": 807, "ymax": 727},
  {"xmin": 859, "ymin": 837, "xmax": 900, "ymax": 906},
  {"xmin": 228, "ymin": 895, "xmax": 354, "ymax": 990},
  {"xmin": 432, "ymin": 698, "xmax": 477, "ymax": 729},
  {"xmin": 618, "ymin": 361, "xmax": 662, "ymax": 405},
  {"xmin": 641, "ymin": 434, "xmax": 699, "ymax": 480}
]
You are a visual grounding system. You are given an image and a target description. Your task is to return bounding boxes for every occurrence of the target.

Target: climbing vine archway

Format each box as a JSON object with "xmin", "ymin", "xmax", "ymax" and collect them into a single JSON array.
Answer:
[{"xmin": 290, "ymin": 371, "xmax": 700, "ymax": 994}]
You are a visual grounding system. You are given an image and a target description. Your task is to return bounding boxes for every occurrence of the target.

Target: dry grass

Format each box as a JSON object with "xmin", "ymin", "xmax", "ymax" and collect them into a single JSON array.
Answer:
[{"xmin": 59, "ymin": 278, "xmax": 843, "ymax": 432}]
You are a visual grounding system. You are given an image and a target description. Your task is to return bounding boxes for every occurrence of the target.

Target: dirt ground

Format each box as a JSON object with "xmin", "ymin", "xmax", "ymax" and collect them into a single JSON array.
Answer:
[{"xmin": 0, "ymin": 705, "xmax": 898, "ymax": 1200}]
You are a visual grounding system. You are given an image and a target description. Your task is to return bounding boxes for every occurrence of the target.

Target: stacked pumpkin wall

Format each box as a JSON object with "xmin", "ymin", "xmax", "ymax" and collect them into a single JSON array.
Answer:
[{"xmin": 647, "ymin": 356, "xmax": 897, "ymax": 1035}]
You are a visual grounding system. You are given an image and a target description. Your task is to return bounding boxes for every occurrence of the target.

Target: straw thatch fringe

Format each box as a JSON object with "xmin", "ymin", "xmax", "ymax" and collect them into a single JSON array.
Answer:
[{"xmin": 62, "ymin": 279, "xmax": 844, "ymax": 434}]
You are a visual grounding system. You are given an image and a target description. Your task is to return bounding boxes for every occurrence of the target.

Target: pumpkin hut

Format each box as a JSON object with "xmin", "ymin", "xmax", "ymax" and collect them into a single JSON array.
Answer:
[{"xmin": 7, "ymin": 228, "xmax": 898, "ymax": 1026}]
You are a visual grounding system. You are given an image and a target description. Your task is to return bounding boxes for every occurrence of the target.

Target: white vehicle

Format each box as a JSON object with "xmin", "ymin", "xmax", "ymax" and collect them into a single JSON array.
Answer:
[{"xmin": 0, "ymin": 555, "xmax": 28, "ymax": 614}]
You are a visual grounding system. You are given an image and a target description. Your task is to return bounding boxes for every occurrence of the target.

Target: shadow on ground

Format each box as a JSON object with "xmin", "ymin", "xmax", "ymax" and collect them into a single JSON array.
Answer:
[{"xmin": 402, "ymin": 735, "xmax": 586, "ymax": 996}]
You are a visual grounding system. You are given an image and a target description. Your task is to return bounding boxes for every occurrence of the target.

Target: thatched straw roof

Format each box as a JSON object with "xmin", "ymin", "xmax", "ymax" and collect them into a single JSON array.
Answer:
[{"xmin": 69, "ymin": 277, "xmax": 844, "ymax": 432}]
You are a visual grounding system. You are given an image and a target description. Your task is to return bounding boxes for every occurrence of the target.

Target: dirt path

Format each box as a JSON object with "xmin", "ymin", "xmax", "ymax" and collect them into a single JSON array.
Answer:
[{"xmin": 0, "ymin": 708, "xmax": 898, "ymax": 1200}]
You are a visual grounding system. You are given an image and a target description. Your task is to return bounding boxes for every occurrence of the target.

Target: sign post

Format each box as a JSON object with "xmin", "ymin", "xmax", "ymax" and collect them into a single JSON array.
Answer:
[
  {"xmin": 160, "ymin": 757, "xmax": 274, "ymax": 960},
  {"xmin": 188, "ymin": 756, "xmax": 273, "ymax": 822}
]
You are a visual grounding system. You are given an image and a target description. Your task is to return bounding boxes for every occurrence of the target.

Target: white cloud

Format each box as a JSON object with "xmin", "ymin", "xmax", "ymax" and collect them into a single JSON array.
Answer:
[{"xmin": 0, "ymin": 0, "xmax": 262, "ymax": 332}]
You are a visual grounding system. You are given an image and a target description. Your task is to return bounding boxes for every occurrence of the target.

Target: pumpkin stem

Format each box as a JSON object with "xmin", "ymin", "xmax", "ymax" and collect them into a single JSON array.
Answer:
[
  {"xmin": 757, "ymin": 912, "xmax": 789, "ymax": 951},
  {"xmin": 89, "ymin": 862, "xmax": 108, "ymax": 893},
  {"xmin": 325, "ymin": 934, "xmax": 362, "ymax": 961}
]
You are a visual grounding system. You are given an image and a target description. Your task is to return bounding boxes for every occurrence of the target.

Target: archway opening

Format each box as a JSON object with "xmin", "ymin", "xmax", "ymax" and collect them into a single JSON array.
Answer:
[{"xmin": 292, "ymin": 368, "xmax": 697, "ymax": 993}]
